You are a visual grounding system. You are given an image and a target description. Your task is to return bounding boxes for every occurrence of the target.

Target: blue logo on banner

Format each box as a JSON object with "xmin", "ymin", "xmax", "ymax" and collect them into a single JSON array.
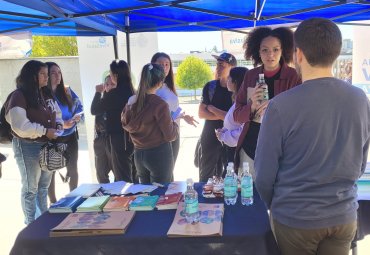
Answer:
[{"xmin": 363, "ymin": 59, "xmax": 370, "ymax": 81}]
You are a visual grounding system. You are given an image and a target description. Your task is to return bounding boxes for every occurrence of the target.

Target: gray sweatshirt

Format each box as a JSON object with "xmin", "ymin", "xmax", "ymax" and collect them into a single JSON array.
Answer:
[{"xmin": 255, "ymin": 77, "xmax": 370, "ymax": 229}]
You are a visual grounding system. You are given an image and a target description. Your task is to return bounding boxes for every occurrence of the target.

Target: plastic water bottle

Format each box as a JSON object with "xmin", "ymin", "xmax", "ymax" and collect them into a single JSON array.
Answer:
[
  {"xmin": 241, "ymin": 162, "xmax": 253, "ymax": 206},
  {"xmin": 184, "ymin": 178, "xmax": 200, "ymax": 223},
  {"xmin": 224, "ymin": 162, "xmax": 238, "ymax": 205},
  {"xmin": 258, "ymin": 73, "xmax": 269, "ymax": 102}
]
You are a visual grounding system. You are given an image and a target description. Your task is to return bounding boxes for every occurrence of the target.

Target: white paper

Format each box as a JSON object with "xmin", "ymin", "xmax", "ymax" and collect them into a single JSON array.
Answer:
[
  {"xmin": 171, "ymin": 107, "xmax": 183, "ymax": 120},
  {"xmin": 165, "ymin": 181, "xmax": 186, "ymax": 195},
  {"xmin": 100, "ymin": 181, "xmax": 127, "ymax": 195}
]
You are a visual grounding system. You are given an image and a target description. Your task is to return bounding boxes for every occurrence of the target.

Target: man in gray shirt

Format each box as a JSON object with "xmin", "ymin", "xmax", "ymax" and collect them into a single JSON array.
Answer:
[{"xmin": 254, "ymin": 18, "xmax": 370, "ymax": 255}]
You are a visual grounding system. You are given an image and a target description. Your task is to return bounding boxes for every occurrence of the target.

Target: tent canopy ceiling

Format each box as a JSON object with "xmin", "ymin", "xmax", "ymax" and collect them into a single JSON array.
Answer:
[{"xmin": 1, "ymin": 0, "xmax": 370, "ymax": 36}]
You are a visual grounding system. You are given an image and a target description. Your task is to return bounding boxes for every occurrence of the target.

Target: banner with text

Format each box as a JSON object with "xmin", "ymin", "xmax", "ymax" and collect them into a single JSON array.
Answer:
[
  {"xmin": 77, "ymin": 36, "xmax": 115, "ymax": 180},
  {"xmin": 352, "ymin": 25, "xmax": 370, "ymax": 96}
]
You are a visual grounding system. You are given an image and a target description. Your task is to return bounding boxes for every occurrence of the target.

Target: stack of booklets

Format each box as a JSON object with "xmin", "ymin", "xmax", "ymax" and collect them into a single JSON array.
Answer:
[
  {"xmin": 76, "ymin": 195, "xmax": 110, "ymax": 212},
  {"xmin": 103, "ymin": 196, "xmax": 136, "ymax": 212},
  {"xmin": 129, "ymin": 195, "xmax": 159, "ymax": 211},
  {"xmin": 50, "ymin": 211, "xmax": 136, "ymax": 237},
  {"xmin": 156, "ymin": 192, "xmax": 183, "ymax": 210},
  {"xmin": 49, "ymin": 196, "xmax": 84, "ymax": 213},
  {"xmin": 167, "ymin": 202, "xmax": 224, "ymax": 237}
]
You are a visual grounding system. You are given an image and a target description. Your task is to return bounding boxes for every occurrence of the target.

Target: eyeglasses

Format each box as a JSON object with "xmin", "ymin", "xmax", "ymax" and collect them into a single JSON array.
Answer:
[{"xmin": 259, "ymin": 48, "xmax": 281, "ymax": 55}]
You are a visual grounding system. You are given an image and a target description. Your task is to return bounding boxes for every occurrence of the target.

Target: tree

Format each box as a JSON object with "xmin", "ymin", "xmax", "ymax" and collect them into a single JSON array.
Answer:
[
  {"xmin": 30, "ymin": 36, "xmax": 78, "ymax": 57},
  {"xmin": 176, "ymin": 56, "xmax": 213, "ymax": 100}
]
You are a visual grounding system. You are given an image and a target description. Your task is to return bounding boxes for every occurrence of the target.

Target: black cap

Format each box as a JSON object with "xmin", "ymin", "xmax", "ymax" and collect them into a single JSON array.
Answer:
[{"xmin": 212, "ymin": 52, "xmax": 237, "ymax": 66}]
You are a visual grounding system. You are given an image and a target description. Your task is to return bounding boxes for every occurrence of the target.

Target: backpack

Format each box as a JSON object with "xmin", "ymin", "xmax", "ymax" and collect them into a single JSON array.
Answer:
[
  {"xmin": 208, "ymin": 80, "xmax": 217, "ymax": 103},
  {"xmin": 0, "ymin": 92, "xmax": 14, "ymax": 144}
]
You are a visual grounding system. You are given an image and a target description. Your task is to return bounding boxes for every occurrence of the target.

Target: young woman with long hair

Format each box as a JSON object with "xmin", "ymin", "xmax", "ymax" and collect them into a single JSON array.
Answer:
[
  {"xmin": 121, "ymin": 63, "xmax": 178, "ymax": 184},
  {"xmin": 234, "ymin": 27, "xmax": 301, "ymax": 177},
  {"xmin": 95, "ymin": 60, "xmax": 135, "ymax": 182},
  {"xmin": 151, "ymin": 52, "xmax": 198, "ymax": 173},
  {"xmin": 45, "ymin": 62, "xmax": 83, "ymax": 203},
  {"xmin": 5, "ymin": 60, "xmax": 62, "ymax": 224}
]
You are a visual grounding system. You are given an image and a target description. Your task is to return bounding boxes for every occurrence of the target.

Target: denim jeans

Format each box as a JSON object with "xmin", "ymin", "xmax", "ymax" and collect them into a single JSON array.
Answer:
[
  {"xmin": 134, "ymin": 142, "xmax": 173, "ymax": 184},
  {"xmin": 13, "ymin": 137, "xmax": 52, "ymax": 225}
]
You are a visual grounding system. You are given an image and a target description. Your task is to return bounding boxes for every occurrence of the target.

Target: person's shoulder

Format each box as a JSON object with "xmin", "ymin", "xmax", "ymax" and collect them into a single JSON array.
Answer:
[
  {"xmin": 8, "ymin": 89, "xmax": 26, "ymax": 108},
  {"xmin": 127, "ymin": 95, "xmax": 137, "ymax": 106},
  {"xmin": 149, "ymin": 95, "xmax": 169, "ymax": 111},
  {"xmin": 149, "ymin": 94, "xmax": 166, "ymax": 104},
  {"xmin": 280, "ymin": 64, "xmax": 300, "ymax": 80},
  {"xmin": 66, "ymin": 86, "xmax": 79, "ymax": 98}
]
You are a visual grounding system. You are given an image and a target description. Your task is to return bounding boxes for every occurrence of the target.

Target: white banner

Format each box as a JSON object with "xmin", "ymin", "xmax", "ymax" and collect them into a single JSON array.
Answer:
[
  {"xmin": 117, "ymin": 32, "xmax": 159, "ymax": 88},
  {"xmin": 221, "ymin": 30, "xmax": 247, "ymax": 55},
  {"xmin": 0, "ymin": 31, "xmax": 32, "ymax": 59},
  {"xmin": 77, "ymin": 36, "xmax": 116, "ymax": 181},
  {"xmin": 352, "ymin": 25, "xmax": 370, "ymax": 95}
]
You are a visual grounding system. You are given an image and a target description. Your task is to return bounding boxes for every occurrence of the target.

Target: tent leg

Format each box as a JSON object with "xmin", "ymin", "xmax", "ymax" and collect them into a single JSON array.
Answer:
[
  {"xmin": 113, "ymin": 35, "xmax": 118, "ymax": 60},
  {"xmin": 126, "ymin": 30, "xmax": 131, "ymax": 67}
]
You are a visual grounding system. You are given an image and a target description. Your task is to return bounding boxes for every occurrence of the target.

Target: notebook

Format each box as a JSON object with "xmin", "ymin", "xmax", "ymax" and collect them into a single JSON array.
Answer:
[
  {"xmin": 76, "ymin": 195, "xmax": 110, "ymax": 212},
  {"xmin": 156, "ymin": 192, "xmax": 183, "ymax": 210},
  {"xmin": 49, "ymin": 196, "xmax": 84, "ymax": 213},
  {"xmin": 50, "ymin": 211, "xmax": 136, "ymax": 237},
  {"xmin": 129, "ymin": 195, "xmax": 159, "ymax": 211}
]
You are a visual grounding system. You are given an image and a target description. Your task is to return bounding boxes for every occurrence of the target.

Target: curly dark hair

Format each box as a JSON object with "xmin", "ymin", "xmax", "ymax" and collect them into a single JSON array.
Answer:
[{"xmin": 243, "ymin": 26, "xmax": 294, "ymax": 67}]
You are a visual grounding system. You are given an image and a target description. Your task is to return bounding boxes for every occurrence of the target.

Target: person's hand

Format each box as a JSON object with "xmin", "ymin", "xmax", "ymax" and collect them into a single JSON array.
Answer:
[
  {"xmin": 182, "ymin": 114, "xmax": 199, "ymax": 127},
  {"xmin": 250, "ymin": 85, "xmax": 266, "ymax": 113},
  {"xmin": 72, "ymin": 114, "xmax": 82, "ymax": 123},
  {"xmin": 253, "ymin": 100, "xmax": 269, "ymax": 123},
  {"xmin": 215, "ymin": 128, "xmax": 226, "ymax": 142},
  {"xmin": 63, "ymin": 119, "xmax": 75, "ymax": 129},
  {"xmin": 45, "ymin": 128, "xmax": 59, "ymax": 140},
  {"xmin": 95, "ymin": 84, "xmax": 104, "ymax": 93}
]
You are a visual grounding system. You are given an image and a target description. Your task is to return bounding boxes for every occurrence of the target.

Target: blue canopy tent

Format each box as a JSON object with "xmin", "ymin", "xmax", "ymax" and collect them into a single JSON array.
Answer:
[{"xmin": 1, "ymin": 0, "xmax": 370, "ymax": 63}]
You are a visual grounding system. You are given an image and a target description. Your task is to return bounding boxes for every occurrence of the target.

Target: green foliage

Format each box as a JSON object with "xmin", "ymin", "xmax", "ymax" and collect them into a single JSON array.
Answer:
[
  {"xmin": 175, "ymin": 56, "xmax": 213, "ymax": 92},
  {"xmin": 30, "ymin": 36, "xmax": 78, "ymax": 57}
]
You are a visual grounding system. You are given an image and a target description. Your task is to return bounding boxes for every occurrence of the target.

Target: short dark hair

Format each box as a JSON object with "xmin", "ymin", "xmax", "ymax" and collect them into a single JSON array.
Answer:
[
  {"xmin": 294, "ymin": 18, "xmax": 342, "ymax": 67},
  {"xmin": 243, "ymin": 26, "xmax": 294, "ymax": 67}
]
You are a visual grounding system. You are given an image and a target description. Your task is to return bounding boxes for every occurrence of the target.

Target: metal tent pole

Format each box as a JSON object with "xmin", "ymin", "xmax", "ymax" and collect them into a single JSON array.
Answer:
[
  {"xmin": 125, "ymin": 13, "xmax": 131, "ymax": 67},
  {"xmin": 113, "ymin": 35, "xmax": 118, "ymax": 60}
]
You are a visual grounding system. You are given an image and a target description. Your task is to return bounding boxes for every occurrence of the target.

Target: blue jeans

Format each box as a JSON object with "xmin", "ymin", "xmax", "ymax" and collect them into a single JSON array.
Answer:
[
  {"xmin": 13, "ymin": 137, "xmax": 52, "ymax": 225},
  {"xmin": 134, "ymin": 142, "xmax": 173, "ymax": 184}
]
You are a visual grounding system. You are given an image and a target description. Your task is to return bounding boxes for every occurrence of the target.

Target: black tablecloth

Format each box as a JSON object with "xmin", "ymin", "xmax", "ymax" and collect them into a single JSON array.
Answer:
[
  {"xmin": 10, "ymin": 183, "xmax": 279, "ymax": 255},
  {"xmin": 357, "ymin": 200, "xmax": 370, "ymax": 240}
]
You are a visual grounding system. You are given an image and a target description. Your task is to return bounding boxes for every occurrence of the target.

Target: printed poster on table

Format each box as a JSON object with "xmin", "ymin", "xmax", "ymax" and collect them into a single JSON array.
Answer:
[{"xmin": 167, "ymin": 202, "xmax": 224, "ymax": 237}]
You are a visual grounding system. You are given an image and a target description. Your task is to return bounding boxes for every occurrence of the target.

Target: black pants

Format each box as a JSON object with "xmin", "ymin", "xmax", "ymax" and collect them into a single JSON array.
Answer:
[
  {"xmin": 170, "ymin": 137, "xmax": 180, "ymax": 181},
  {"xmin": 48, "ymin": 132, "xmax": 79, "ymax": 203},
  {"xmin": 94, "ymin": 134, "xmax": 112, "ymax": 183},
  {"xmin": 109, "ymin": 132, "xmax": 134, "ymax": 183},
  {"xmin": 199, "ymin": 129, "xmax": 226, "ymax": 182},
  {"xmin": 134, "ymin": 142, "xmax": 173, "ymax": 184}
]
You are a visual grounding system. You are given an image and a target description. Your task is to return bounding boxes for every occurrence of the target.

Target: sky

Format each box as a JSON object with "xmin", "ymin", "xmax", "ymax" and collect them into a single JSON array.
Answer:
[{"xmin": 158, "ymin": 25, "xmax": 353, "ymax": 54}]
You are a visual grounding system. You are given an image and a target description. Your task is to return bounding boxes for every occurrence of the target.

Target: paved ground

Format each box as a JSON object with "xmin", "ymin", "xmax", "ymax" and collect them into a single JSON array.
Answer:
[{"xmin": 1, "ymin": 98, "xmax": 369, "ymax": 254}]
